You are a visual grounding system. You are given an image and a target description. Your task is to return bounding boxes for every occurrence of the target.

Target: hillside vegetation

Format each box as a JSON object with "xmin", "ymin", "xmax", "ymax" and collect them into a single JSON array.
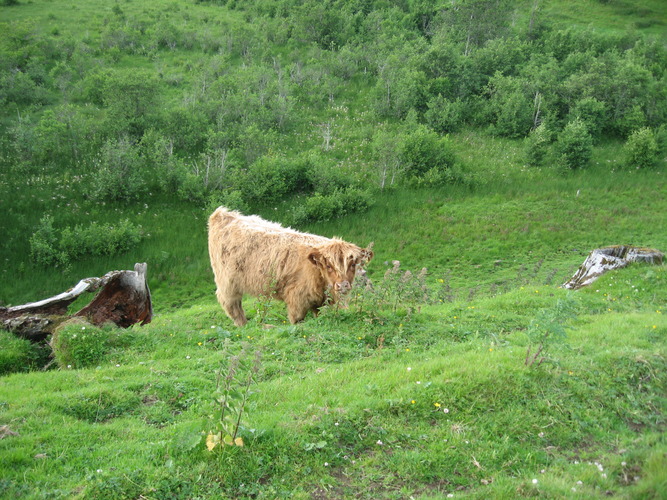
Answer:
[{"xmin": 1, "ymin": 0, "xmax": 666, "ymax": 498}]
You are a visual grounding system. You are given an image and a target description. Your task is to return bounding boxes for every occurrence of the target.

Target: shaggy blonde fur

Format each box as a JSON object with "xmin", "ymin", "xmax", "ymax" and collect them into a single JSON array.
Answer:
[{"xmin": 208, "ymin": 207, "xmax": 373, "ymax": 326}]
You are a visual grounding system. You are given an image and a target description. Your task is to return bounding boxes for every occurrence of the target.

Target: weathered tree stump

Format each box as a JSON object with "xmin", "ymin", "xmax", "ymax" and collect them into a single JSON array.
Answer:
[
  {"xmin": 562, "ymin": 246, "xmax": 664, "ymax": 290},
  {"xmin": 0, "ymin": 263, "xmax": 152, "ymax": 342}
]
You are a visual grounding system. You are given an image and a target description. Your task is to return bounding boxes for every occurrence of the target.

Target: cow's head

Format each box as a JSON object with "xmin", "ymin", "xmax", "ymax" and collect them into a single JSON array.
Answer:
[{"xmin": 309, "ymin": 241, "xmax": 374, "ymax": 298}]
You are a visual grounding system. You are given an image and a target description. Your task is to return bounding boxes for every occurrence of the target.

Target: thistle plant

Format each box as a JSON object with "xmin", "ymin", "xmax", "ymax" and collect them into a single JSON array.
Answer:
[{"xmin": 206, "ymin": 342, "xmax": 261, "ymax": 450}]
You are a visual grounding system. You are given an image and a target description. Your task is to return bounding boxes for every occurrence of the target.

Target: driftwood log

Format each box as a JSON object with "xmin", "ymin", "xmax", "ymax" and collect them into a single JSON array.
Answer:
[
  {"xmin": 562, "ymin": 246, "xmax": 664, "ymax": 290},
  {"xmin": 0, "ymin": 263, "xmax": 152, "ymax": 342}
]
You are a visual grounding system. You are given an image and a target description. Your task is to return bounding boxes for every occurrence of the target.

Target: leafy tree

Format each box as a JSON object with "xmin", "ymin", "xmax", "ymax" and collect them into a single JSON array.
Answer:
[
  {"xmin": 0, "ymin": 70, "xmax": 49, "ymax": 106},
  {"xmin": 140, "ymin": 130, "xmax": 188, "ymax": 193},
  {"xmin": 293, "ymin": 1, "xmax": 354, "ymax": 50},
  {"xmin": 239, "ymin": 154, "xmax": 309, "ymax": 204},
  {"xmin": 525, "ymin": 122, "xmax": 552, "ymax": 167},
  {"xmin": 32, "ymin": 110, "xmax": 69, "ymax": 168},
  {"xmin": 494, "ymin": 90, "xmax": 534, "ymax": 138},
  {"xmin": 486, "ymin": 73, "xmax": 534, "ymax": 138},
  {"xmin": 373, "ymin": 63, "xmax": 428, "ymax": 119},
  {"xmin": 372, "ymin": 126, "xmax": 402, "ymax": 190},
  {"xmin": 556, "ymin": 118, "xmax": 593, "ymax": 170},
  {"xmin": 567, "ymin": 97, "xmax": 607, "ymax": 140},
  {"xmin": 425, "ymin": 95, "xmax": 463, "ymax": 134},
  {"xmin": 159, "ymin": 107, "xmax": 209, "ymax": 155}
]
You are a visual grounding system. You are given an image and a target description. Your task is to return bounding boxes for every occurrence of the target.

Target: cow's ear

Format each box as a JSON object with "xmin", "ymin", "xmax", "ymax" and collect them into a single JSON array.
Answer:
[
  {"xmin": 308, "ymin": 249, "xmax": 323, "ymax": 267},
  {"xmin": 361, "ymin": 245, "xmax": 374, "ymax": 264}
]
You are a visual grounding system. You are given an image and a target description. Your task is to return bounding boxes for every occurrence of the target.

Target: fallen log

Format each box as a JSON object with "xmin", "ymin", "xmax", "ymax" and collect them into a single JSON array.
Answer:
[
  {"xmin": 562, "ymin": 246, "xmax": 664, "ymax": 290},
  {"xmin": 0, "ymin": 263, "xmax": 152, "ymax": 342}
]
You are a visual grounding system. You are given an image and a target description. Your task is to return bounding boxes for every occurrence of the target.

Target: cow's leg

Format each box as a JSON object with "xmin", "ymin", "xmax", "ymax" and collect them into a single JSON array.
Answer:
[
  {"xmin": 286, "ymin": 300, "xmax": 311, "ymax": 324},
  {"xmin": 217, "ymin": 288, "xmax": 247, "ymax": 326}
]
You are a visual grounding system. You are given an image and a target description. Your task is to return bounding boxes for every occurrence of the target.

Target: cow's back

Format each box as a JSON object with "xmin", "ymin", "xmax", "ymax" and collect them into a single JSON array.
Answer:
[{"xmin": 208, "ymin": 206, "xmax": 318, "ymax": 296}]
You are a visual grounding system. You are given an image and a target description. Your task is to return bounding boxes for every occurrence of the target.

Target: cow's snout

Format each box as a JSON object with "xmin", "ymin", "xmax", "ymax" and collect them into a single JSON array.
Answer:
[{"xmin": 334, "ymin": 280, "xmax": 351, "ymax": 293}]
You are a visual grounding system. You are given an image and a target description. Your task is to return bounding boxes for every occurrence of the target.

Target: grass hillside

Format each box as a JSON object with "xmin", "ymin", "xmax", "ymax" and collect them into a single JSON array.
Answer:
[
  {"xmin": 1, "ymin": 151, "xmax": 665, "ymax": 498},
  {"xmin": 1, "ymin": 0, "xmax": 666, "ymax": 498}
]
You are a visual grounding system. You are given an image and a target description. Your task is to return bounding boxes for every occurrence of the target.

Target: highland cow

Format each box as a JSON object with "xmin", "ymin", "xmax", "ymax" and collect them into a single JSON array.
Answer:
[{"xmin": 208, "ymin": 207, "xmax": 373, "ymax": 326}]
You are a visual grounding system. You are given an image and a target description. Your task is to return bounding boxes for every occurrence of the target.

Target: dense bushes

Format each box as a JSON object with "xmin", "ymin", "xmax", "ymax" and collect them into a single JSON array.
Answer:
[
  {"xmin": 239, "ymin": 154, "xmax": 311, "ymax": 204},
  {"xmin": 1, "ymin": 0, "xmax": 665, "ymax": 224},
  {"xmin": 29, "ymin": 216, "xmax": 143, "ymax": 268},
  {"xmin": 290, "ymin": 187, "xmax": 372, "ymax": 225},
  {"xmin": 90, "ymin": 137, "xmax": 145, "ymax": 202},
  {"xmin": 400, "ymin": 125, "xmax": 456, "ymax": 182}
]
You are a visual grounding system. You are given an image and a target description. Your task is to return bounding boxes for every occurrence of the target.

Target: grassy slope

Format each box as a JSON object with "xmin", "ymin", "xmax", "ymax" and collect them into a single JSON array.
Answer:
[
  {"xmin": 1, "ymin": 155, "xmax": 666, "ymax": 497},
  {"xmin": 540, "ymin": 0, "xmax": 667, "ymax": 36},
  {"xmin": 0, "ymin": 267, "xmax": 665, "ymax": 498}
]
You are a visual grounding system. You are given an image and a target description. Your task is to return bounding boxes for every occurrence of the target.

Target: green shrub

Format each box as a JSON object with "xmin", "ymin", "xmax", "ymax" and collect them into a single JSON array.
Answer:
[
  {"xmin": 290, "ymin": 188, "xmax": 372, "ymax": 225},
  {"xmin": 567, "ymin": 97, "xmax": 607, "ymax": 139},
  {"xmin": 205, "ymin": 189, "xmax": 249, "ymax": 214},
  {"xmin": 0, "ymin": 70, "xmax": 50, "ymax": 106},
  {"xmin": 140, "ymin": 130, "xmax": 189, "ymax": 193},
  {"xmin": 401, "ymin": 126, "xmax": 456, "ymax": 181},
  {"xmin": 240, "ymin": 155, "xmax": 310, "ymax": 204},
  {"xmin": 305, "ymin": 154, "xmax": 349, "ymax": 194},
  {"xmin": 59, "ymin": 219, "xmax": 143, "ymax": 259},
  {"xmin": 0, "ymin": 331, "xmax": 44, "ymax": 375},
  {"xmin": 177, "ymin": 172, "xmax": 207, "ymax": 204},
  {"xmin": 493, "ymin": 90, "xmax": 533, "ymax": 139},
  {"xmin": 624, "ymin": 127, "xmax": 660, "ymax": 170},
  {"xmin": 51, "ymin": 319, "xmax": 109, "ymax": 369},
  {"xmin": 29, "ymin": 216, "xmax": 143, "ymax": 268},
  {"xmin": 291, "ymin": 193, "xmax": 341, "ymax": 225},
  {"xmin": 425, "ymin": 95, "xmax": 463, "ymax": 134},
  {"xmin": 372, "ymin": 66, "xmax": 428, "ymax": 120},
  {"xmin": 29, "ymin": 215, "xmax": 68, "ymax": 267},
  {"xmin": 90, "ymin": 137, "xmax": 145, "ymax": 202},
  {"xmin": 556, "ymin": 118, "xmax": 593, "ymax": 170}
]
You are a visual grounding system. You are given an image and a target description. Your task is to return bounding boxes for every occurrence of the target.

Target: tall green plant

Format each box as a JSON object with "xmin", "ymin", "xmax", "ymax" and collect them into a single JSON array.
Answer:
[
  {"xmin": 206, "ymin": 343, "xmax": 262, "ymax": 451},
  {"xmin": 525, "ymin": 296, "xmax": 577, "ymax": 367}
]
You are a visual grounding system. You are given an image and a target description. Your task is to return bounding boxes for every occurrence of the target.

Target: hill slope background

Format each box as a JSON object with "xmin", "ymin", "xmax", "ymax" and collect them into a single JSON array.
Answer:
[{"xmin": 1, "ymin": 0, "xmax": 666, "ymax": 498}]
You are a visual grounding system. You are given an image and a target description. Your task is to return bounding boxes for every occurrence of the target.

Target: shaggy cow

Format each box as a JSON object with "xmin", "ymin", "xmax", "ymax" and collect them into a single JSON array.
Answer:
[{"xmin": 208, "ymin": 207, "xmax": 373, "ymax": 326}]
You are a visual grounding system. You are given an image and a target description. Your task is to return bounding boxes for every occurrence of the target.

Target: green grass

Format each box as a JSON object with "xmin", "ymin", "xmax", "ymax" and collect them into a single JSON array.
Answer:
[
  {"xmin": 539, "ymin": 0, "xmax": 667, "ymax": 36},
  {"xmin": 1, "ymin": 265, "xmax": 665, "ymax": 498}
]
